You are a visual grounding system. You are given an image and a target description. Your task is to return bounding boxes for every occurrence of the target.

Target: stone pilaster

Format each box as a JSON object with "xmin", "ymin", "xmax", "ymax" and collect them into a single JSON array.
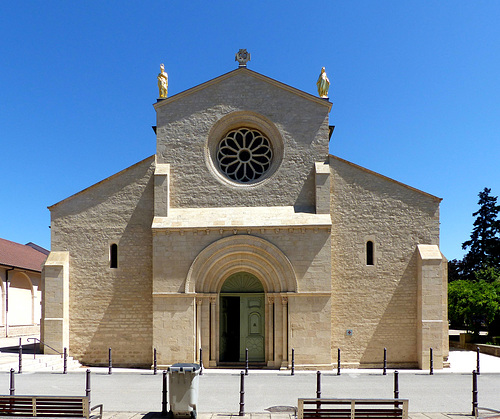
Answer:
[
  {"xmin": 41, "ymin": 252, "xmax": 70, "ymax": 354},
  {"xmin": 417, "ymin": 244, "xmax": 447, "ymax": 369}
]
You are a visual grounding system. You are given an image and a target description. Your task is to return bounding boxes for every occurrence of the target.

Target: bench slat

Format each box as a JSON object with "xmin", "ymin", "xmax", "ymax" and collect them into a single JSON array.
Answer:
[{"xmin": 0, "ymin": 395, "xmax": 93, "ymax": 419}]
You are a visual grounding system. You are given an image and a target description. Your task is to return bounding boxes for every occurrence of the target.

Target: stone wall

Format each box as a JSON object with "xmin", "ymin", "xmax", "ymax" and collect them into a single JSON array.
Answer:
[
  {"xmin": 154, "ymin": 69, "xmax": 330, "ymax": 211},
  {"xmin": 329, "ymin": 155, "xmax": 443, "ymax": 368},
  {"xmin": 49, "ymin": 156, "xmax": 155, "ymax": 367}
]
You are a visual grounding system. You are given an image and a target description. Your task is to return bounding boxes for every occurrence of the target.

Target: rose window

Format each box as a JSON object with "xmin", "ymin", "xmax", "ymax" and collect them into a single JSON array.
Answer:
[{"xmin": 217, "ymin": 128, "xmax": 273, "ymax": 183}]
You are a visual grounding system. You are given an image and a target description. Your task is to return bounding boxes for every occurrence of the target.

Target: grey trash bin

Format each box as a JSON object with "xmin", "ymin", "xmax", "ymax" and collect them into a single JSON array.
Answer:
[{"xmin": 168, "ymin": 363, "xmax": 201, "ymax": 418}]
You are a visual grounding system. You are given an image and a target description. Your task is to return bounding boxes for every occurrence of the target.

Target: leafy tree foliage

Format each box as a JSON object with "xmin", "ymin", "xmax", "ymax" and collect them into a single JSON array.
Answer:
[
  {"xmin": 447, "ymin": 188, "xmax": 500, "ymax": 339},
  {"xmin": 461, "ymin": 188, "xmax": 500, "ymax": 281},
  {"xmin": 448, "ymin": 280, "xmax": 500, "ymax": 336}
]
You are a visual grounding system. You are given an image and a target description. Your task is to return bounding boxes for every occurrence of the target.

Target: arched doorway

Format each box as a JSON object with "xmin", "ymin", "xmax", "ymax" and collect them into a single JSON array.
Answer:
[{"xmin": 219, "ymin": 272, "xmax": 265, "ymax": 363}]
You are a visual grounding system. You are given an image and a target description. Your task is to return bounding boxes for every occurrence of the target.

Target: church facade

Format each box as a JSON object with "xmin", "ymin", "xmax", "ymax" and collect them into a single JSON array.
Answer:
[{"xmin": 42, "ymin": 60, "xmax": 448, "ymax": 370}]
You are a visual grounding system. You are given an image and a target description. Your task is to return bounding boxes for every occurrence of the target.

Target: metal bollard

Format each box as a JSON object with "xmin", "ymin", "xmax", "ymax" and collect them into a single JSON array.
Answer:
[
  {"xmin": 472, "ymin": 370, "xmax": 478, "ymax": 416},
  {"xmin": 63, "ymin": 347, "xmax": 67, "ymax": 374},
  {"xmin": 108, "ymin": 348, "xmax": 112, "ymax": 374},
  {"xmin": 239, "ymin": 371, "xmax": 245, "ymax": 416},
  {"xmin": 154, "ymin": 348, "xmax": 157, "ymax": 375},
  {"xmin": 430, "ymin": 348, "xmax": 433, "ymax": 375},
  {"xmin": 316, "ymin": 371, "xmax": 322, "ymax": 410},
  {"xmin": 291, "ymin": 348, "xmax": 295, "ymax": 376},
  {"xmin": 477, "ymin": 347, "xmax": 480, "ymax": 375},
  {"xmin": 245, "ymin": 348, "xmax": 249, "ymax": 375},
  {"xmin": 337, "ymin": 348, "xmax": 341, "ymax": 376},
  {"xmin": 199, "ymin": 347, "xmax": 203, "ymax": 376},
  {"xmin": 162, "ymin": 370, "xmax": 168, "ymax": 416},
  {"xmin": 9, "ymin": 368, "xmax": 15, "ymax": 395},
  {"xmin": 394, "ymin": 370, "xmax": 399, "ymax": 399},
  {"xmin": 85, "ymin": 369, "xmax": 91, "ymax": 407},
  {"xmin": 18, "ymin": 338, "xmax": 22, "ymax": 374},
  {"xmin": 383, "ymin": 348, "xmax": 387, "ymax": 375},
  {"xmin": 394, "ymin": 370, "xmax": 400, "ymax": 409}
]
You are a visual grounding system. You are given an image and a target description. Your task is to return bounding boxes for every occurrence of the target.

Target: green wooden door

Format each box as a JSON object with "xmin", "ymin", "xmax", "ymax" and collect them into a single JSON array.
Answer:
[
  {"xmin": 220, "ymin": 272, "xmax": 265, "ymax": 363},
  {"xmin": 239, "ymin": 294, "xmax": 265, "ymax": 362}
]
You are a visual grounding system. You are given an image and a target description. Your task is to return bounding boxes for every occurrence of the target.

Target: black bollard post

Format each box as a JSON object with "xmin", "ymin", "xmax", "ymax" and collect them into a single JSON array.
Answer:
[
  {"xmin": 154, "ymin": 348, "xmax": 157, "ymax": 375},
  {"xmin": 63, "ymin": 347, "xmax": 67, "ymax": 374},
  {"xmin": 9, "ymin": 368, "xmax": 15, "ymax": 395},
  {"xmin": 18, "ymin": 338, "xmax": 22, "ymax": 374},
  {"xmin": 108, "ymin": 348, "xmax": 112, "ymax": 375},
  {"xmin": 199, "ymin": 347, "xmax": 203, "ymax": 376},
  {"xmin": 239, "ymin": 371, "xmax": 245, "ymax": 416},
  {"xmin": 383, "ymin": 348, "xmax": 387, "ymax": 375},
  {"xmin": 394, "ymin": 370, "xmax": 400, "ymax": 409},
  {"xmin": 316, "ymin": 371, "xmax": 322, "ymax": 410},
  {"xmin": 394, "ymin": 370, "xmax": 399, "ymax": 399},
  {"xmin": 477, "ymin": 347, "xmax": 480, "ymax": 375},
  {"xmin": 337, "ymin": 348, "xmax": 341, "ymax": 376},
  {"xmin": 472, "ymin": 370, "xmax": 478, "ymax": 416},
  {"xmin": 85, "ymin": 369, "xmax": 91, "ymax": 407},
  {"xmin": 430, "ymin": 348, "xmax": 433, "ymax": 375},
  {"xmin": 245, "ymin": 348, "xmax": 249, "ymax": 375},
  {"xmin": 291, "ymin": 348, "xmax": 295, "ymax": 376},
  {"xmin": 162, "ymin": 370, "xmax": 168, "ymax": 416}
]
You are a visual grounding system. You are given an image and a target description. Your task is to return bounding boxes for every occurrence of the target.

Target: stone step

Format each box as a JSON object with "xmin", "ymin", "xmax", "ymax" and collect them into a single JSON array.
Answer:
[{"xmin": 0, "ymin": 354, "xmax": 82, "ymax": 372}]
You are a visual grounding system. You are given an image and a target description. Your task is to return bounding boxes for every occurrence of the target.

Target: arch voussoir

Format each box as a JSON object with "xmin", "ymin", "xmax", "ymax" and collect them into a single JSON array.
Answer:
[{"xmin": 185, "ymin": 235, "xmax": 297, "ymax": 294}]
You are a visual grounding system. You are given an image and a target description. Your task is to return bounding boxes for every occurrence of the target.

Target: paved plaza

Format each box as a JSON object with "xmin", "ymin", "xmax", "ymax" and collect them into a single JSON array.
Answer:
[
  {"xmin": 0, "ymin": 337, "xmax": 498, "ymax": 418},
  {"xmin": 0, "ymin": 348, "xmax": 499, "ymax": 418}
]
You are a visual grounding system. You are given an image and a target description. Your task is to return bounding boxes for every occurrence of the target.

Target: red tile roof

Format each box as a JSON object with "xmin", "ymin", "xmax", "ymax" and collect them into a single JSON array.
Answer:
[{"xmin": 0, "ymin": 238, "xmax": 48, "ymax": 272}]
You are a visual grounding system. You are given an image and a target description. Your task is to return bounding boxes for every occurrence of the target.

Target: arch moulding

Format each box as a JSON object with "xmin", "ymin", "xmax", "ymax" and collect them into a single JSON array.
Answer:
[{"xmin": 185, "ymin": 235, "xmax": 297, "ymax": 294}]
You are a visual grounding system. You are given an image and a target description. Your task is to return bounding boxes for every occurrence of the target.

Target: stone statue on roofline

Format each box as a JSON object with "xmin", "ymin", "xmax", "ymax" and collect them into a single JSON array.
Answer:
[
  {"xmin": 317, "ymin": 67, "xmax": 330, "ymax": 99},
  {"xmin": 158, "ymin": 63, "xmax": 168, "ymax": 99}
]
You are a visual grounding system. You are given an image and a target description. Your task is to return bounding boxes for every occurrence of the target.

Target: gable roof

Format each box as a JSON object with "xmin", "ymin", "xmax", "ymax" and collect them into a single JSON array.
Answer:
[
  {"xmin": 48, "ymin": 155, "xmax": 155, "ymax": 210},
  {"xmin": 0, "ymin": 238, "xmax": 48, "ymax": 272},
  {"xmin": 330, "ymin": 155, "xmax": 442, "ymax": 202},
  {"xmin": 153, "ymin": 67, "xmax": 333, "ymax": 111}
]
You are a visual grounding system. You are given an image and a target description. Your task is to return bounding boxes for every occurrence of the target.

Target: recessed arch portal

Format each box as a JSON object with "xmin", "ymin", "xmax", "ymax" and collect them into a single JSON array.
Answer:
[{"xmin": 185, "ymin": 235, "xmax": 298, "ymax": 293}]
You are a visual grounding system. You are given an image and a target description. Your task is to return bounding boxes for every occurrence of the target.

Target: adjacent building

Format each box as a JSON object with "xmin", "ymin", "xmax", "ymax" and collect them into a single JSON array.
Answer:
[{"xmin": 0, "ymin": 238, "xmax": 48, "ymax": 336}]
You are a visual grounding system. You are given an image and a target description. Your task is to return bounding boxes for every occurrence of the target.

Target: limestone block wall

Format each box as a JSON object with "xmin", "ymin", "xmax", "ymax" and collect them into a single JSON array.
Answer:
[
  {"xmin": 289, "ymin": 295, "xmax": 332, "ymax": 368},
  {"xmin": 153, "ymin": 295, "xmax": 195, "ymax": 366},
  {"xmin": 153, "ymin": 227, "xmax": 332, "ymax": 366},
  {"xmin": 329, "ymin": 156, "xmax": 444, "ymax": 368},
  {"xmin": 154, "ymin": 229, "xmax": 331, "ymax": 295},
  {"xmin": 49, "ymin": 156, "xmax": 155, "ymax": 367},
  {"xmin": 154, "ymin": 70, "xmax": 330, "ymax": 211}
]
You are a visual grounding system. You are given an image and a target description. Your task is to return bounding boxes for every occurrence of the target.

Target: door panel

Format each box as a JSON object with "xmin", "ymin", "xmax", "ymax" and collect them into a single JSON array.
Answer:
[{"xmin": 239, "ymin": 295, "xmax": 265, "ymax": 362}]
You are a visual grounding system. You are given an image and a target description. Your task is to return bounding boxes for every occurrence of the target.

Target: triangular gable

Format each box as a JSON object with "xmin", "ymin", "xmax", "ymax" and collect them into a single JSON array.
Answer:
[
  {"xmin": 48, "ymin": 155, "xmax": 155, "ymax": 210},
  {"xmin": 330, "ymin": 154, "xmax": 442, "ymax": 202},
  {"xmin": 153, "ymin": 67, "xmax": 332, "ymax": 111}
]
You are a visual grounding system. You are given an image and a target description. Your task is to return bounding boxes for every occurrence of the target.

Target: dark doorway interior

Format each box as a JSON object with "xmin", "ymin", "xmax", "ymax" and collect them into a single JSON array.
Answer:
[{"xmin": 220, "ymin": 296, "xmax": 240, "ymax": 362}]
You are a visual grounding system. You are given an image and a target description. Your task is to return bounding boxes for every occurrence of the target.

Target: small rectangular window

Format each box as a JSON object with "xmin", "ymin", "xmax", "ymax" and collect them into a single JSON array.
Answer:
[
  {"xmin": 366, "ymin": 241, "xmax": 374, "ymax": 266},
  {"xmin": 110, "ymin": 244, "xmax": 118, "ymax": 269}
]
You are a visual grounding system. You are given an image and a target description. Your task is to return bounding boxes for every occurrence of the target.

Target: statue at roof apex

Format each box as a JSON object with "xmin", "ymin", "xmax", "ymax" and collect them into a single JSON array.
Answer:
[
  {"xmin": 317, "ymin": 67, "xmax": 330, "ymax": 99},
  {"xmin": 157, "ymin": 63, "xmax": 168, "ymax": 99},
  {"xmin": 235, "ymin": 49, "xmax": 251, "ymax": 67}
]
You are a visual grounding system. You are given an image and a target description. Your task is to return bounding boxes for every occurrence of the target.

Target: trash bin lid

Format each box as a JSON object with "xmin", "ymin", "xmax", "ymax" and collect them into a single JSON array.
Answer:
[{"xmin": 169, "ymin": 363, "xmax": 201, "ymax": 373}]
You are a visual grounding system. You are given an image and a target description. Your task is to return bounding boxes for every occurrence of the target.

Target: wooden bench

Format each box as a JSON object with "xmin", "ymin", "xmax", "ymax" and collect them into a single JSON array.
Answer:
[
  {"xmin": 0, "ymin": 395, "xmax": 103, "ymax": 418},
  {"xmin": 298, "ymin": 398, "xmax": 409, "ymax": 419}
]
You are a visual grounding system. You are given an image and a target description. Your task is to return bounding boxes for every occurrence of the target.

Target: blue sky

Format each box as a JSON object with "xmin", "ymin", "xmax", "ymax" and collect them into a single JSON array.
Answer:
[{"xmin": 1, "ymin": 2, "xmax": 499, "ymax": 261}]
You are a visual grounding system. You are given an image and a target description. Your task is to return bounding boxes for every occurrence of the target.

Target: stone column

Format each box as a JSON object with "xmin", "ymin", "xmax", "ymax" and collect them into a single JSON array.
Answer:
[
  {"xmin": 196, "ymin": 297, "xmax": 202, "ymax": 359},
  {"xmin": 281, "ymin": 296, "xmax": 288, "ymax": 368},
  {"xmin": 209, "ymin": 295, "xmax": 217, "ymax": 366},
  {"xmin": 267, "ymin": 295, "xmax": 274, "ymax": 366}
]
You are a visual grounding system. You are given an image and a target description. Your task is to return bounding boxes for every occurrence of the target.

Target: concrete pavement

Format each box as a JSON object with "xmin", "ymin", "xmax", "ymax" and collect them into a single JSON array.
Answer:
[{"xmin": 0, "ymin": 337, "xmax": 499, "ymax": 418}]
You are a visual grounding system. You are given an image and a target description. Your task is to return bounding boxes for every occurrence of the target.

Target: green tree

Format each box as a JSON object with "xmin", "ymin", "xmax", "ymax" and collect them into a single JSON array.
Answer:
[
  {"xmin": 461, "ymin": 188, "xmax": 500, "ymax": 281},
  {"xmin": 448, "ymin": 280, "xmax": 499, "ymax": 337}
]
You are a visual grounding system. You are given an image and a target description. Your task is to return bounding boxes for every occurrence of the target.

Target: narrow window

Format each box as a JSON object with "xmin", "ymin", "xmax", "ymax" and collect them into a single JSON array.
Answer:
[
  {"xmin": 110, "ymin": 243, "xmax": 118, "ymax": 269},
  {"xmin": 366, "ymin": 241, "xmax": 374, "ymax": 266}
]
